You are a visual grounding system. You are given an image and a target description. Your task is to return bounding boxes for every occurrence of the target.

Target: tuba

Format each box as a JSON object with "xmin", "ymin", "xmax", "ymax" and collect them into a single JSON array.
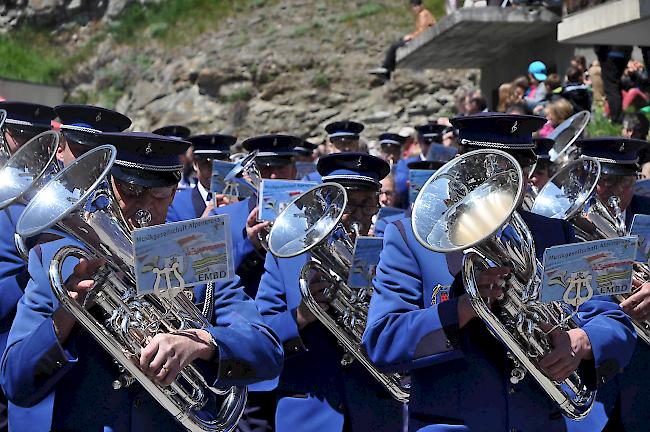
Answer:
[
  {"xmin": 531, "ymin": 158, "xmax": 650, "ymax": 345},
  {"xmin": 268, "ymin": 183, "xmax": 410, "ymax": 402},
  {"xmin": 223, "ymin": 150, "xmax": 260, "ymax": 198},
  {"xmin": 411, "ymin": 149, "xmax": 595, "ymax": 420},
  {"xmin": 547, "ymin": 111, "xmax": 591, "ymax": 166},
  {"xmin": 16, "ymin": 145, "xmax": 246, "ymax": 432}
]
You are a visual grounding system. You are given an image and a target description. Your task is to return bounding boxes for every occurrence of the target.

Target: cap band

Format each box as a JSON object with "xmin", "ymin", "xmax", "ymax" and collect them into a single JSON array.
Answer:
[
  {"xmin": 60, "ymin": 124, "xmax": 100, "ymax": 134},
  {"xmin": 114, "ymin": 159, "xmax": 183, "ymax": 172},
  {"xmin": 322, "ymin": 174, "xmax": 379, "ymax": 185},
  {"xmin": 380, "ymin": 139, "xmax": 401, "ymax": 146},
  {"xmin": 329, "ymin": 132, "xmax": 358, "ymax": 139},
  {"xmin": 460, "ymin": 138, "xmax": 534, "ymax": 150}
]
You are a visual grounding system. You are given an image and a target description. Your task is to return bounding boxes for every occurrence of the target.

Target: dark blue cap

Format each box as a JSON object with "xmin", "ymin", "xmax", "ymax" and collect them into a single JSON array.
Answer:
[
  {"xmin": 379, "ymin": 133, "xmax": 407, "ymax": 147},
  {"xmin": 407, "ymin": 160, "xmax": 446, "ymax": 171},
  {"xmin": 56, "ymin": 104, "xmax": 132, "ymax": 147},
  {"xmin": 189, "ymin": 134, "xmax": 236, "ymax": 160},
  {"xmin": 152, "ymin": 125, "xmax": 191, "ymax": 140},
  {"xmin": 242, "ymin": 134, "xmax": 301, "ymax": 167},
  {"xmin": 325, "ymin": 120, "xmax": 364, "ymax": 139},
  {"xmin": 451, "ymin": 113, "xmax": 546, "ymax": 150},
  {"xmin": 295, "ymin": 139, "xmax": 318, "ymax": 156},
  {"xmin": 415, "ymin": 124, "xmax": 447, "ymax": 143},
  {"xmin": 317, "ymin": 152, "xmax": 390, "ymax": 189},
  {"xmin": 533, "ymin": 137, "xmax": 555, "ymax": 160},
  {"xmin": 578, "ymin": 137, "xmax": 648, "ymax": 175},
  {"xmin": 97, "ymin": 132, "xmax": 190, "ymax": 187},
  {"xmin": 0, "ymin": 101, "xmax": 54, "ymax": 130}
]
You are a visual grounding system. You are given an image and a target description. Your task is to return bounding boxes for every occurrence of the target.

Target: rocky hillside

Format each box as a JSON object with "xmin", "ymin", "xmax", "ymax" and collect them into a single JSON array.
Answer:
[{"xmin": 2, "ymin": 0, "xmax": 478, "ymax": 146}]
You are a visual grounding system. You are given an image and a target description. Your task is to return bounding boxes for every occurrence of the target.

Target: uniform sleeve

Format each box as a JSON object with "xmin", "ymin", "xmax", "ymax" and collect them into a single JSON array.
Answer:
[
  {"xmin": 574, "ymin": 296, "xmax": 636, "ymax": 388},
  {"xmin": 198, "ymin": 276, "xmax": 283, "ymax": 387},
  {"xmin": 165, "ymin": 204, "xmax": 181, "ymax": 223},
  {"xmin": 362, "ymin": 222, "xmax": 464, "ymax": 374},
  {"xmin": 255, "ymin": 252, "xmax": 305, "ymax": 357},
  {"xmin": 1, "ymin": 246, "xmax": 80, "ymax": 407},
  {"xmin": 0, "ymin": 209, "xmax": 27, "ymax": 333}
]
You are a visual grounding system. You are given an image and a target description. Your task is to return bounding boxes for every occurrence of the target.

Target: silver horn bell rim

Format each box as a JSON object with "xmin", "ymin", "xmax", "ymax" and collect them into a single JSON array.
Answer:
[
  {"xmin": 411, "ymin": 149, "xmax": 524, "ymax": 253},
  {"xmin": 531, "ymin": 158, "xmax": 601, "ymax": 221},
  {"xmin": 16, "ymin": 144, "xmax": 117, "ymax": 238},
  {"xmin": 548, "ymin": 110, "xmax": 591, "ymax": 163},
  {"xmin": 0, "ymin": 130, "xmax": 60, "ymax": 210},
  {"xmin": 269, "ymin": 182, "xmax": 347, "ymax": 258}
]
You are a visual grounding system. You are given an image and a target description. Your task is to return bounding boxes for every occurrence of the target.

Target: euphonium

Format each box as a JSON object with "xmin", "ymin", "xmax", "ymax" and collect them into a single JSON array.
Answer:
[
  {"xmin": 268, "ymin": 183, "xmax": 410, "ymax": 402},
  {"xmin": 0, "ymin": 129, "xmax": 60, "ymax": 210},
  {"xmin": 16, "ymin": 145, "xmax": 246, "ymax": 432},
  {"xmin": 411, "ymin": 149, "xmax": 595, "ymax": 420},
  {"xmin": 0, "ymin": 109, "xmax": 9, "ymax": 166},
  {"xmin": 531, "ymin": 158, "xmax": 650, "ymax": 346},
  {"xmin": 547, "ymin": 111, "xmax": 591, "ymax": 167}
]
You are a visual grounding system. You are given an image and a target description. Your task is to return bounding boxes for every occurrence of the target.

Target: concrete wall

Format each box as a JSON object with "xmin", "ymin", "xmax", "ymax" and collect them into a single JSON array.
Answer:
[{"xmin": 0, "ymin": 78, "xmax": 64, "ymax": 106}]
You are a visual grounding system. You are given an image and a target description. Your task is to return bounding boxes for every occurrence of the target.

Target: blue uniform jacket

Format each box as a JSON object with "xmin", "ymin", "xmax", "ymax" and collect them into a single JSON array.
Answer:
[
  {"xmin": 167, "ymin": 185, "xmax": 206, "ymax": 223},
  {"xmin": 362, "ymin": 211, "xmax": 635, "ymax": 432},
  {"xmin": 394, "ymin": 156, "xmax": 419, "ymax": 208},
  {"xmin": 255, "ymin": 251, "xmax": 404, "ymax": 431},
  {"xmin": 374, "ymin": 211, "xmax": 406, "ymax": 238},
  {"xmin": 302, "ymin": 171, "xmax": 322, "ymax": 183},
  {"xmin": 1, "ymin": 237, "xmax": 283, "ymax": 431}
]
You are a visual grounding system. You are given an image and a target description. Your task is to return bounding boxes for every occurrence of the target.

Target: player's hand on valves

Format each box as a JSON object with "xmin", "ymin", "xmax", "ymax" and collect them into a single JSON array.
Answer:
[
  {"xmin": 140, "ymin": 329, "xmax": 216, "ymax": 387},
  {"xmin": 620, "ymin": 277, "xmax": 650, "ymax": 321},
  {"xmin": 539, "ymin": 325, "xmax": 593, "ymax": 382}
]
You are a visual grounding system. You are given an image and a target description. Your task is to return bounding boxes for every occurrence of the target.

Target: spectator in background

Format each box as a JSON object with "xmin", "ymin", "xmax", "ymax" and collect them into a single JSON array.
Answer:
[
  {"xmin": 539, "ymin": 98, "xmax": 574, "ymax": 138},
  {"xmin": 399, "ymin": 126, "xmax": 420, "ymax": 158},
  {"xmin": 620, "ymin": 59, "xmax": 650, "ymax": 111},
  {"xmin": 589, "ymin": 59, "xmax": 605, "ymax": 108},
  {"xmin": 525, "ymin": 61, "xmax": 548, "ymax": 111},
  {"xmin": 571, "ymin": 55, "xmax": 589, "ymax": 82},
  {"xmin": 513, "ymin": 75, "xmax": 530, "ymax": 100},
  {"xmin": 465, "ymin": 94, "xmax": 487, "ymax": 114},
  {"xmin": 533, "ymin": 73, "xmax": 561, "ymax": 114},
  {"xmin": 369, "ymin": 0, "xmax": 436, "ymax": 81},
  {"xmin": 497, "ymin": 83, "xmax": 521, "ymax": 112},
  {"xmin": 625, "ymin": 113, "xmax": 650, "ymax": 178},
  {"xmin": 562, "ymin": 66, "xmax": 592, "ymax": 113},
  {"xmin": 595, "ymin": 45, "xmax": 634, "ymax": 123}
]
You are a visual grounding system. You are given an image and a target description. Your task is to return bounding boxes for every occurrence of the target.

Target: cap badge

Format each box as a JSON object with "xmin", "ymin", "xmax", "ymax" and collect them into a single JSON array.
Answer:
[
  {"xmin": 211, "ymin": 136, "xmax": 216, "ymax": 145},
  {"xmin": 619, "ymin": 143, "xmax": 626, "ymax": 153},
  {"xmin": 95, "ymin": 112, "xmax": 102, "ymax": 122},
  {"xmin": 145, "ymin": 143, "xmax": 153, "ymax": 156},
  {"xmin": 273, "ymin": 138, "xmax": 278, "ymax": 147},
  {"xmin": 356, "ymin": 156, "xmax": 363, "ymax": 168},
  {"xmin": 511, "ymin": 121, "xmax": 518, "ymax": 134},
  {"xmin": 34, "ymin": 107, "xmax": 40, "ymax": 117}
]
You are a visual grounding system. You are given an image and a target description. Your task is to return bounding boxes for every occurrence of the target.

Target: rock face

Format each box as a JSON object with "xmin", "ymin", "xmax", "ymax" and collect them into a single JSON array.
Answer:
[
  {"xmin": 0, "ymin": 0, "xmax": 156, "ymax": 30},
  {"xmin": 4, "ymin": 0, "xmax": 480, "ymax": 149}
]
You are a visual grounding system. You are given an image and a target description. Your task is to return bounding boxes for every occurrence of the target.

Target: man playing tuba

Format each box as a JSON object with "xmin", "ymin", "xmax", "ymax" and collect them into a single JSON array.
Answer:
[
  {"xmin": 1, "ymin": 131, "xmax": 283, "ymax": 431},
  {"xmin": 362, "ymin": 113, "xmax": 636, "ymax": 432}
]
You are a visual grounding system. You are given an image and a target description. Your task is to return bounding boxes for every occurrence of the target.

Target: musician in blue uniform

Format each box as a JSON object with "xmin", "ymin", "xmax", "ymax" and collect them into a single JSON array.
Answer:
[
  {"xmin": 0, "ymin": 104, "xmax": 131, "ymax": 431},
  {"xmin": 530, "ymin": 137, "xmax": 555, "ymax": 192},
  {"xmin": 303, "ymin": 121, "xmax": 364, "ymax": 182},
  {"xmin": 256, "ymin": 152, "xmax": 405, "ymax": 432},
  {"xmin": 374, "ymin": 160, "xmax": 443, "ymax": 238},
  {"xmin": 379, "ymin": 132, "xmax": 407, "ymax": 166},
  {"xmin": 1, "ymin": 131, "xmax": 283, "ymax": 432},
  {"xmin": 394, "ymin": 124, "xmax": 447, "ymax": 208},
  {"xmin": 573, "ymin": 137, "xmax": 650, "ymax": 432},
  {"xmin": 0, "ymin": 101, "xmax": 56, "ymax": 432},
  {"xmin": 166, "ymin": 133, "xmax": 236, "ymax": 222},
  {"xmin": 362, "ymin": 113, "xmax": 636, "ymax": 432},
  {"xmin": 151, "ymin": 125, "xmax": 194, "ymax": 190}
]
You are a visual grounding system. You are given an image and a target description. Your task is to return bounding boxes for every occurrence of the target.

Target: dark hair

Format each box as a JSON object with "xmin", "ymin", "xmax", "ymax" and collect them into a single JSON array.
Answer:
[
  {"xmin": 565, "ymin": 66, "xmax": 583, "ymax": 83},
  {"xmin": 470, "ymin": 95, "xmax": 487, "ymax": 112},
  {"xmin": 505, "ymin": 102, "xmax": 532, "ymax": 115},
  {"xmin": 571, "ymin": 55, "xmax": 587, "ymax": 71},
  {"xmin": 513, "ymin": 75, "xmax": 529, "ymax": 90},
  {"xmin": 545, "ymin": 73, "xmax": 561, "ymax": 90},
  {"xmin": 623, "ymin": 113, "xmax": 650, "ymax": 140},
  {"xmin": 410, "ymin": 0, "xmax": 423, "ymax": 5}
]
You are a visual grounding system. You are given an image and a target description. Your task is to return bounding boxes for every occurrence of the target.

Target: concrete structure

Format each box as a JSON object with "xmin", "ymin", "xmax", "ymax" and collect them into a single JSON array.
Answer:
[
  {"xmin": 396, "ymin": 7, "xmax": 574, "ymax": 109},
  {"xmin": 0, "ymin": 78, "xmax": 64, "ymax": 106},
  {"xmin": 558, "ymin": 0, "xmax": 650, "ymax": 45}
]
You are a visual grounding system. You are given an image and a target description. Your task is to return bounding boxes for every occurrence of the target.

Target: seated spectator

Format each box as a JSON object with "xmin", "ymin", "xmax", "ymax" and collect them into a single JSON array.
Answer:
[
  {"xmin": 525, "ymin": 60, "xmax": 548, "ymax": 111},
  {"xmin": 621, "ymin": 59, "xmax": 650, "ymax": 111},
  {"xmin": 571, "ymin": 55, "xmax": 589, "ymax": 82},
  {"xmin": 465, "ymin": 94, "xmax": 487, "ymax": 115},
  {"xmin": 562, "ymin": 66, "xmax": 592, "ymax": 113},
  {"xmin": 623, "ymin": 113, "xmax": 650, "ymax": 177},
  {"xmin": 368, "ymin": 0, "xmax": 436, "ymax": 81},
  {"xmin": 513, "ymin": 75, "xmax": 530, "ymax": 100},
  {"xmin": 534, "ymin": 73, "xmax": 563, "ymax": 114},
  {"xmin": 497, "ymin": 83, "xmax": 521, "ymax": 112},
  {"xmin": 538, "ymin": 98, "xmax": 574, "ymax": 138}
]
